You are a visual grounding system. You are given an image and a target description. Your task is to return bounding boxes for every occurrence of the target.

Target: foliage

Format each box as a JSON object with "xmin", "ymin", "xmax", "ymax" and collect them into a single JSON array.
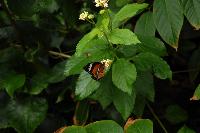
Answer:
[
  {"xmin": 62, "ymin": 119, "xmax": 153, "ymax": 133},
  {"xmin": 0, "ymin": 0, "xmax": 200, "ymax": 132}
]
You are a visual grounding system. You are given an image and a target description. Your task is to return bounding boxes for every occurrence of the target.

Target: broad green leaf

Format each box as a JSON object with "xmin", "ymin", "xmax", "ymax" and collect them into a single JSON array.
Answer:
[
  {"xmin": 64, "ymin": 126, "xmax": 87, "ymax": 133},
  {"xmin": 134, "ymin": 12, "xmax": 156, "ymax": 36},
  {"xmin": 137, "ymin": 35, "xmax": 167, "ymax": 56},
  {"xmin": 126, "ymin": 119, "xmax": 153, "ymax": 133},
  {"xmin": 112, "ymin": 59, "xmax": 137, "ymax": 94},
  {"xmin": 64, "ymin": 56, "xmax": 89, "ymax": 77},
  {"xmin": 153, "ymin": 58, "xmax": 172, "ymax": 80},
  {"xmin": 108, "ymin": 29, "xmax": 140, "ymax": 45},
  {"xmin": 75, "ymin": 38, "xmax": 112, "ymax": 62},
  {"xmin": 177, "ymin": 125, "xmax": 196, "ymax": 133},
  {"xmin": 165, "ymin": 105, "xmax": 188, "ymax": 124},
  {"xmin": 85, "ymin": 120, "xmax": 123, "ymax": 133},
  {"xmin": 0, "ymin": 97, "xmax": 48, "ymax": 133},
  {"xmin": 29, "ymin": 70, "xmax": 49, "ymax": 95},
  {"xmin": 118, "ymin": 45, "xmax": 138, "ymax": 57},
  {"xmin": 29, "ymin": 60, "xmax": 71, "ymax": 95},
  {"xmin": 48, "ymin": 60, "xmax": 68, "ymax": 83},
  {"xmin": 133, "ymin": 95, "xmax": 146, "ymax": 117},
  {"xmin": 75, "ymin": 71, "xmax": 100, "ymax": 100},
  {"xmin": 116, "ymin": 0, "xmax": 131, "ymax": 7},
  {"xmin": 75, "ymin": 28, "xmax": 100, "ymax": 56},
  {"xmin": 2, "ymin": 72, "xmax": 25, "ymax": 97},
  {"xmin": 135, "ymin": 72, "xmax": 155, "ymax": 102},
  {"xmin": 133, "ymin": 52, "xmax": 172, "ymax": 80},
  {"xmin": 0, "ymin": 47, "xmax": 23, "ymax": 64},
  {"xmin": 113, "ymin": 88, "xmax": 136, "ymax": 120},
  {"xmin": 190, "ymin": 84, "xmax": 200, "ymax": 100},
  {"xmin": 188, "ymin": 47, "xmax": 200, "ymax": 82},
  {"xmin": 180, "ymin": 0, "xmax": 200, "ymax": 29},
  {"xmin": 112, "ymin": 3, "xmax": 149, "ymax": 28},
  {"xmin": 153, "ymin": 0, "xmax": 184, "ymax": 49},
  {"xmin": 90, "ymin": 72, "xmax": 113, "ymax": 109}
]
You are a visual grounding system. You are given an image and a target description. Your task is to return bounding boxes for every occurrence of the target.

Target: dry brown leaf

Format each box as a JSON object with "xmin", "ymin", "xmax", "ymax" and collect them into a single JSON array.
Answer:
[{"xmin": 54, "ymin": 126, "xmax": 67, "ymax": 133}]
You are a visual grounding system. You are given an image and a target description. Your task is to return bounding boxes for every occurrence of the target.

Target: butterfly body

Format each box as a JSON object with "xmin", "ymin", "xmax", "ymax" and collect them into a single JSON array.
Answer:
[{"xmin": 84, "ymin": 62, "xmax": 105, "ymax": 80}]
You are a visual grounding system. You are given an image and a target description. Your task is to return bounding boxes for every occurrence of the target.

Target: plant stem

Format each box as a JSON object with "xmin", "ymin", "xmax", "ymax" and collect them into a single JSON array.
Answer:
[
  {"xmin": 48, "ymin": 50, "xmax": 71, "ymax": 58},
  {"xmin": 147, "ymin": 103, "xmax": 168, "ymax": 133},
  {"xmin": 106, "ymin": 8, "xmax": 112, "ymax": 30},
  {"xmin": 173, "ymin": 68, "xmax": 200, "ymax": 74}
]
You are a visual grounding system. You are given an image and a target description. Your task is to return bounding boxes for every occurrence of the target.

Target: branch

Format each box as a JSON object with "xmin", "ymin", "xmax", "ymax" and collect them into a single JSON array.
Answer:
[
  {"xmin": 48, "ymin": 51, "xmax": 71, "ymax": 58},
  {"xmin": 147, "ymin": 103, "xmax": 168, "ymax": 133}
]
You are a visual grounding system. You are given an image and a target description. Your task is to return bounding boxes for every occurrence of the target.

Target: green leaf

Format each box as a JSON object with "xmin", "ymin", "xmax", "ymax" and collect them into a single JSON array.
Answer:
[
  {"xmin": 75, "ymin": 28, "xmax": 100, "ymax": 56},
  {"xmin": 29, "ymin": 71, "xmax": 49, "ymax": 95},
  {"xmin": 85, "ymin": 120, "xmax": 123, "ymax": 133},
  {"xmin": 116, "ymin": 0, "xmax": 132, "ymax": 7},
  {"xmin": 180, "ymin": 0, "xmax": 200, "ymax": 29},
  {"xmin": 188, "ymin": 47, "xmax": 200, "ymax": 82},
  {"xmin": 0, "ymin": 97, "xmax": 48, "ymax": 133},
  {"xmin": 191, "ymin": 84, "xmax": 200, "ymax": 100},
  {"xmin": 0, "ymin": 47, "xmax": 23, "ymax": 64},
  {"xmin": 64, "ymin": 126, "xmax": 87, "ymax": 133},
  {"xmin": 74, "ymin": 100, "xmax": 89, "ymax": 125},
  {"xmin": 29, "ymin": 60, "xmax": 71, "ymax": 95},
  {"xmin": 137, "ymin": 35, "xmax": 167, "ymax": 56},
  {"xmin": 90, "ymin": 73, "xmax": 113, "ymax": 109},
  {"xmin": 135, "ymin": 72, "xmax": 155, "ymax": 102},
  {"xmin": 133, "ymin": 95, "xmax": 146, "ymax": 117},
  {"xmin": 75, "ymin": 38, "xmax": 112, "ymax": 62},
  {"xmin": 64, "ymin": 56, "xmax": 89, "ymax": 77},
  {"xmin": 133, "ymin": 52, "xmax": 172, "ymax": 80},
  {"xmin": 75, "ymin": 71, "xmax": 100, "ymax": 100},
  {"xmin": 112, "ymin": 3, "xmax": 149, "ymax": 28},
  {"xmin": 118, "ymin": 45, "xmax": 138, "ymax": 57},
  {"xmin": 113, "ymin": 88, "xmax": 136, "ymax": 120},
  {"xmin": 177, "ymin": 125, "xmax": 196, "ymax": 133},
  {"xmin": 134, "ymin": 12, "xmax": 156, "ymax": 36},
  {"xmin": 153, "ymin": 59, "xmax": 172, "ymax": 80},
  {"xmin": 126, "ymin": 119, "xmax": 153, "ymax": 133},
  {"xmin": 108, "ymin": 29, "xmax": 140, "ymax": 45},
  {"xmin": 153, "ymin": 0, "xmax": 184, "ymax": 49},
  {"xmin": 165, "ymin": 105, "xmax": 188, "ymax": 124},
  {"xmin": 112, "ymin": 58, "xmax": 137, "ymax": 94},
  {"xmin": 48, "ymin": 60, "xmax": 68, "ymax": 83},
  {"xmin": 2, "ymin": 72, "xmax": 25, "ymax": 97}
]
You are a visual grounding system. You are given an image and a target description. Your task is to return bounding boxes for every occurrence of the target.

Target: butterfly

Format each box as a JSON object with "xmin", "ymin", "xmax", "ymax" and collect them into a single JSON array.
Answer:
[{"xmin": 84, "ymin": 62, "xmax": 106, "ymax": 80}]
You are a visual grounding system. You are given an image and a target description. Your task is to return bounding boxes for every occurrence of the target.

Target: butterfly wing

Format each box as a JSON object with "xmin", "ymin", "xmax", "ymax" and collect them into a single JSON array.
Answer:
[{"xmin": 84, "ymin": 62, "xmax": 105, "ymax": 80}]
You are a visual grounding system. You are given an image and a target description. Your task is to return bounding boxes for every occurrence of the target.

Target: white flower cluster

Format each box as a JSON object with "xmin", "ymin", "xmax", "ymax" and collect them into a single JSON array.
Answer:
[
  {"xmin": 101, "ymin": 59, "xmax": 112, "ymax": 68},
  {"xmin": 79, "ymin": 11, "xmax": 94, "ymax": 21},
  {"xmin": 95, "ymin": 0, "xmax": 109, "ymax": 8}
]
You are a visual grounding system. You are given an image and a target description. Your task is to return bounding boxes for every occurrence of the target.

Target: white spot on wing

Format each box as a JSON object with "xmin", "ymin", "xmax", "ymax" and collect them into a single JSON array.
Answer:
[{"xmin": 88, "ymin": 63, "xmax": 93, "ymax": 71}]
